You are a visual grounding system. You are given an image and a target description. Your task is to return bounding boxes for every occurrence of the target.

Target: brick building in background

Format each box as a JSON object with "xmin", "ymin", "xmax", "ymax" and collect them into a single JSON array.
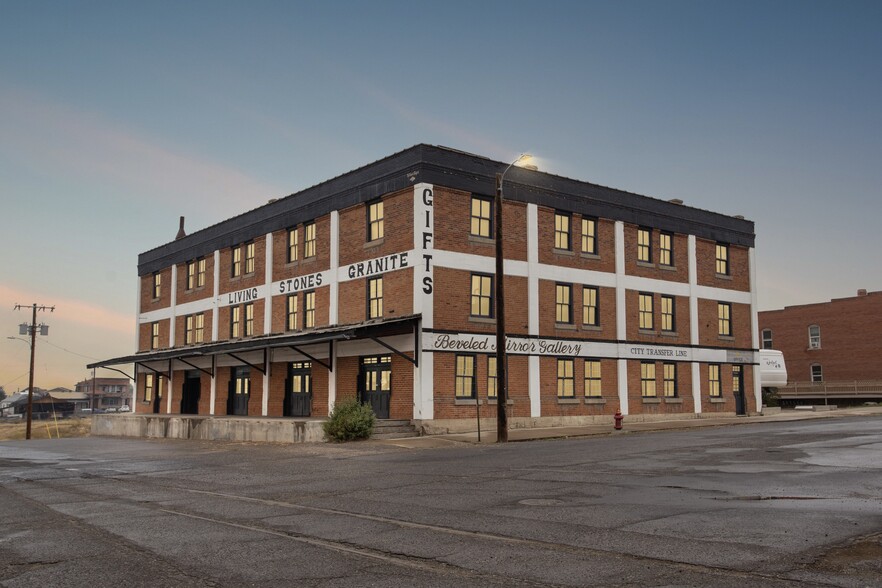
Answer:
[
  {"xmin": 73, "ymin": 377, "xmax": 133, "ymax": 411},
  {"xmin": 91, "ymin": 145, "xmax": 760, "ymax": 433},
  {"xmin": 758, "ymin": 290, "xmax": 882, "ymax": 399}
]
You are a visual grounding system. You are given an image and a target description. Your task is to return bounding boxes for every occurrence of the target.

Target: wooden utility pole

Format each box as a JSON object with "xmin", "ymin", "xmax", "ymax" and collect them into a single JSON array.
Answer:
[{"xmin": 14, "ymin": 303, "xmax": 55, "ymax": 440}]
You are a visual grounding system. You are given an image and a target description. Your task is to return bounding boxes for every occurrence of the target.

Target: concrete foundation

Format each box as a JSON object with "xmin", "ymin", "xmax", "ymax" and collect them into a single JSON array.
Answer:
[{"xmin": 93, "ymin": 415, "xmax": 328, "ymax": 443}]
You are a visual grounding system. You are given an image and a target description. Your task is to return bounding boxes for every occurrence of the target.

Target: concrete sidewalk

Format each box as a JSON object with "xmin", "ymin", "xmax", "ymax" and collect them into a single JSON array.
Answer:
[{"xmin": 376, "ymin": 405, "xmax": 882, "ymax": 448}]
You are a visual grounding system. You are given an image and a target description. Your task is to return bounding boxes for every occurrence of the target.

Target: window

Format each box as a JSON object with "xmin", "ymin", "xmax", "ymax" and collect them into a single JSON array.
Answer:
[
  {"xmin": 581, "ymin": 218, "xmax": 597, "ymax": 254},
  {"xmin": 555, "ymin": 283, "xmax": 572, "ymax": 324},
  {"xmin": 187, "ymin": 260, "xmax": 197, "ymax": 290},
  {"xmin": 557, "ymin": 359, "xmax": 575, "ymax": 398},
  {"xmin": 811, "ymin": 364, "xmax": 823, "ymax": 383},
  {"xmin": 733, "ymin": 365, "xmax": 743, "ymax": 394},
  {"xmin": 304, "ymin": 291, "xmax": 316, "ymax": 328},
  {"xmin": 470, "ymin": 196, "xmax": 493, "ymax": 238},
  {"xmin": 808, "ymin": 325, "xmax": 821, "ymax": 349},
  {"xmin": 638, "ymin": 293, "xmax": 654, "ymax": 330},
  {"xmin": 718, "ymin": 303, "xmax": 732, "ymax": 336},
  {"xmin": 487, "ymin": 356, "xmax": 497, "ymax": 398},
  {"xmin": 455, "ymin": 355, "xmax": 476, "ymax": 398},
  {"xmin": 709, "ymin": 364, "xmax": 721, "ymax": 397},
  {"xmin": 304, "ymin": 222, "xmax": 316, "ymax": 258},
  {"xmin": 185, "ymin": 313, "xmax": 204, "ymax": 344},
  {"xmin": 470, "ymin": 274, "xmax": 493, "ymax": 318},
  {"xmin": 762, "ymin": 329, "xmax": 773, "ymax": 349},
  {"xmin": 637, "ymin": 228, "xmax": 651, "ymax": 262},
  {"xmin": 585, "ymin": 360, "xmax": 601, "ymax": 397},
  {"xmin": 367, "ymin": 200, "xmax": 384, "ymax": 241},
  {"xmin": 231, "ymin": 245, "xmax": 242, "ymax": 277},
  {"xmin": 287, "ymin": 227, "xmax": 299, "ymax": 263},
  {"xmin": 244, "ymin": 242, "xmax": 255, "ymax": 274},
  {"xmin": 244, "ymin": 303, "xmax": 254, "ymax": 336},
  {"xmin": 286, "ymin": 294, "xmax": 299, "ymax": 331},
  {"xmin": 661, "ymin": 295, "xmax": 675, "ymax": 332},
  {"xmin": 641, "ymin": 362, "xmax": 656, "ymax": 397},
  {"xmin": 144, "ymin": 374, "xmax": 154, "ymax": 402},
  {"xmin": 368, "ymin": 276, "xmax": 383, "ymax": 319},
  {"xmin": 230, "ymin": 305, "xmax": 241, "ymax": 338},
  {"xmin": 152, "ymin": 273, "xmax": 161, "ymax": 299},
  {"xmin": 197, "ymin": 258, "xmax": 206, "ymax": 288},
  {"xmin": 715, "ymin": 243, "xmax": 729, "ymax": 275},
  {"xmin": 583, "ymin": 286, "xmax": 599, "ymax": 326},
  {"xmin": 663, "ymin": 363, "xmax": 677, "ymax": 397},
  {"xmin": 659, "ymin": 232, "xmax": 673, "ymax": 266},
  {"xmin": 554, "ymin": 212, "xmax": 571, "ymax": 250},
  {"xmin": 151, "ymin": 322, "xmax": 160, "ymax": 349}
]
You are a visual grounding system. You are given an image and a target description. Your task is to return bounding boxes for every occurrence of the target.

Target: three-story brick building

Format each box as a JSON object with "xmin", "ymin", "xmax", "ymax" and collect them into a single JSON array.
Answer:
[{"xmin": 91, "ymin": 145, "xmax": 760, "ymax": 433}]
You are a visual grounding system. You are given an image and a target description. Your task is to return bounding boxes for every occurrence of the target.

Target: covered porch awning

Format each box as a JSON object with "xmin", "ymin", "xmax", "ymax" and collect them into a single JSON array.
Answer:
[{"xmin": 86, "ymin": 315, "xmax": 421, "ymax": 377}]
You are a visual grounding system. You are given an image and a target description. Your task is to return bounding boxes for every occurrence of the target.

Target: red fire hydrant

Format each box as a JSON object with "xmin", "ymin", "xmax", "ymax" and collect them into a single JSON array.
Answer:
[{"xmin": 613, "ymin": 410, "xmax": 624, "ymax": 431}]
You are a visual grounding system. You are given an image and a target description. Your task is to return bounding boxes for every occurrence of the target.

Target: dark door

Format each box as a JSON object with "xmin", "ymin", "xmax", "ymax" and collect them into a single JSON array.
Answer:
[
  {"xmin": 153, "ymin": 376, "xmax": 163, "ymax": 414},
  {"xmin": 284, "ymin": 362, "xmax": 312, "ymax": 417},
  {"xmin": 181, "ymin": 371, "xmax": 201, "ymax": 415},
  {"xmin": 359, "ymin": 355, "xmax": 391, "ymax": 419},
  {"xmin": 733, "ymin": 365, "xmax": 746, "ymax": 415},
  {"xmin": 228, "ymin": 367, "xmax": 251, "ymax": 416}
]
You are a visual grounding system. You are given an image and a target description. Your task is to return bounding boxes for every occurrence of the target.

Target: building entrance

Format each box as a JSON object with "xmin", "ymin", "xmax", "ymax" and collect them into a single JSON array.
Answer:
[
  {"xmin": 181, "ymin": 371, "xmax": 200, "ymax": 414},
  {"xmin": 284, "ymin": 362, "xmax": 312, "ymax": 417},
  {"xmin": 733, "ymin": 365, "xmax": 746, "ymax": 415},
  {"xmin": 359, "ymin": 355, "xmax": 391, "ymax": 419},
  {"xmin": 228, "ymin": 367, "xmax": 251, "ymax": 416}
]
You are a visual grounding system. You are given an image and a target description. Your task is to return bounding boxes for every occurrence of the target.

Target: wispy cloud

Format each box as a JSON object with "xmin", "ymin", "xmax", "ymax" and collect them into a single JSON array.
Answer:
[
  {"xmin": 0, "ymin": 284, "xmax": 132, "ymax": 336},
  {"xmin": 0, "ymin": 86, "xmax": 285, "ymax": 215}
]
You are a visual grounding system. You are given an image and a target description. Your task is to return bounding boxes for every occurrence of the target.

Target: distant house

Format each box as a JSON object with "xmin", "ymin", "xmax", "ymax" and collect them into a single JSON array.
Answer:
[
  {"xmin": 74, "ymin": 378, "xmax": 133, "ymax": 411},
  {"xmin": 0, "ymin": 388, "xmax": 46, "ymax": 417}
]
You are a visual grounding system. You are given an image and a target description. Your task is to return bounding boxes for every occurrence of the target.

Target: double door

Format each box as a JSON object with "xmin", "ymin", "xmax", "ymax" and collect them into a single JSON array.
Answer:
[
  {"xmin": 227, "ymin": 367, "xmax": 251, "ymax": 416},
  {"xmin": 284, "ymin": 362, "xmax": 312, "ymax": 417},
  {"xmin": 358, "ymin": 355, "xmax": 391, "ymax": 419}
]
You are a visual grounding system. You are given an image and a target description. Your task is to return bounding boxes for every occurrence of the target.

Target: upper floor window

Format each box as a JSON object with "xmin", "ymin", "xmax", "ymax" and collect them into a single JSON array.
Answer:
[
  {"xmin": 638, "ymin": 293, "xmax": 654, "ymax": 330},
  {"xmin": 762, "ymin": 329, "xmax": 773, "ymax": 349},
  {"xmin": 152, "ymin": 273, "xmax": 161, "ymax": 299},
  {"xmin": 808, "ymin": 325, "xmax": 821, "ymax": 349},
  {"xmin": 304, "ymin": 290, "xmax": 316, "ymax": 328},
  {"xmin": 581, "ymin": 218, "xmax": 597, "ymax": 254},
  {"xmin": 304, "ymin": 222, "xmax": 316, "ymax": 258},
  {"xmin": 287, "ymin": 227, "xmax": 299, "ymax": 263},
  {"xmin": 287, "ymin": 294, "xmax": 299, "ymax": 331},
  {"xmin": 811, "ymin": 364, "xmax": 823, "ymax": 382},
  {"xmin": 554, "ymin": 212, "xmax": 571, "ymax": 250},
  {"xmin": 244, "ymin": 302, "xmax": 254, "ymax": 336},
  {"xmin": 185, "ymin": 313, "xmax": 204, "ymax": 345},
  {"xmin": 187, "ymin": 261, "xmax": 197, "ymax": 290},
  {"xmin": 661, "ymin": 295, "xmax": 675, "ymax": 332},
  {"xmin": 244, "ymin": 242, "xmax": 255, "ymax": 274},
  {"xmin": 367, "ymin": 200, "xmax": 384, "ymax": 241},
  {"xmin": 470, "ymin": 196, "xmax": 493, "ymax": 238},
  {"xmin": 367, "ymin": 276, "xmax": 383, "ymax": 319},
  {"xmin": 708, "ymin": 364, "xmax": 721, "ymax": 397},
  {"xmin": 555, "ymin": 283, "xmax": 572, "ymax": 324},
  {"xmin": 641, "ymin": 362, "xmax": 656, "ymax": 397},
  {"xmin": 718, "ymin": 303, "xmax": 732, "ymax": 336},
  {"xmin": 715, "ymin": 243, "xmax": 729, "ymax": 275},
  {"xmin": 585, "ymin": 359, "xmax": 602, "ymax": 397},
  {"xmin": 659, "ymin": 232, "xmax": 673, "ymax": 266},
  {"xmin": 187, "ymin": 259, "xmax": 206, "ymax": 290},
  {"xmin": 637, "ymin": 228, "xmax": 651, "ymax": 263},
  {"xmin": 197, "ymin": 258, "xmax": 206, "ymax": 287},
  {"xmin": 663, "ymin": 363, "xmax": 677, "ymax": 397},
  {"xmin": 230, "ymin": 305, "xmax": 241, "ymax": 338},
  {"xmin": 455, "ymin": 355, "xmax": 476, "ymax": 399},
  {"xmin": 231, "ymin": 246, "xmax": 242, "ymax": 277},
  {"xmin": 557, "ymin": 358, "xmax": 575, "ymax": 398},
  {"xmin": 470, "ymin": 274, "xmax": 493, "ymax": 318},
  {"xmin": 150, "ymin": 322, "xmax": 160, "ymax": 350},
  {"xmin": 583, "ymin": 286, "xmax": 599, "ymax": 327}
]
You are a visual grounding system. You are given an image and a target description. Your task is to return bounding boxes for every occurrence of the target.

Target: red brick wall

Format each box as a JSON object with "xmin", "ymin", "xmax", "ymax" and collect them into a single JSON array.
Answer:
[
  {"xmin": 434, "ymin": 188, "xmax": 528, "ymax": 262},
  {"xmin": 537, "ymin": 280, "xmax": 616, "ymax": 340},
  {"xmin": 626, "ymin": 360, "xmax": 695, "ymax": 415},
  {"xmin": 140, "ymin": 268, "xmax": 171, "ymax": 312},
  {"xmin": 538, "ymin": 357, "xmax": 619, "ymax": 417},
  {"xmin": 696, "ymin": 238, "xmax": 750, "ymax": 292},
  {"xmin": 697, "ymin": 299, "xmax": 752, "ymax": 349},
  {"xmin": 433, "ymin": 267, "xmax": 529, "ymax": 335},
  {"xmin": 625, "ymin": 291, "xmax": 691, "ymax": 345},
  {"xmin": 138, "ymin": 319, "xmax": 170, "ymax": 352},
  {"xmin": 338, "ymin": 189, "xmax": 413, "ymax": 266},
  {"xmin": 176, "ymin": 256, "xmax": 214, "ymax": 305},
  {"xmin": 537, "ymin": 210, "xmax": 616, "ymax": 273},
  {"xmin": 623, "ymin": 225, "xmax": 688, "ymax": 283}
]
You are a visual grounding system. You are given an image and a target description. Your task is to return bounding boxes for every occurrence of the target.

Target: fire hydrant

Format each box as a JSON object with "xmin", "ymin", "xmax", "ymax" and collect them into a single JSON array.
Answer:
[{"xmin": 613, "ymin": 410, "xmax": 624, "ymax": 431}]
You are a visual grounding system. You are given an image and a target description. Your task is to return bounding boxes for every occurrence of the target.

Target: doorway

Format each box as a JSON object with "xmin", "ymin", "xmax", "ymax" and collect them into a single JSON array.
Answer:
[
  {"xmin": 733, "ymin": 365, "xmax": 746, "ymax": 416},
  {"xmin": 359, "ymin": 355, "xmax": 391, "ymax": 419},
  {"xmin": 228, "ymin": 366, "xmax": 251, "ymax": 416},
  {"xmin": 284, "ymin": 361, "xmax": 312, "ymax": 417},
  {"xmin": 181, "ymin": 370, "xmax": 201, "ymax": 415}
]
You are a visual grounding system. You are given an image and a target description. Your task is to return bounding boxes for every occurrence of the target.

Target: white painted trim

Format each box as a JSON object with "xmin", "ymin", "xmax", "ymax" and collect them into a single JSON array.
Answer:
[
  {"xmin": 527, "ymin": 204, "xmax": 540, "ymax": 418},
  {"xmin": 212, "ymin": 250, "xmax": 220, "ymax": 342},
  {"xmin": 262, "ymin": 352, "xmax": 270, "ymax": 416},
  {"xmin": 264, "ymin": 232, "xmax": 273, "ymax": 335},
  {"xmin": 749, "ymin": 247, "xmax": 761, "ymax": 411},
  {"xmin": 209, "ymin": 356, "xmax": 216, "ymax": 416},
  {"xmin": 617, "ymin": 359, "xmax": 629, "ymax": 415},
  {"xmin": 529, "ymin": 355, "xmax": 540, "ymax": 417},
  {"xmin": 614, "ymin": 221, "xmax": 626, "ymax": 341},
  {"xmin": 413, "ymin": 183, "xmax": 434, "ymax": 420},
  {"xmin": 687, "ymin": 235, "xmax": 699, "ymax": 347},
  {"xmin": 691, "ymin": 361, "xmax": 702, "ymax": 414},
  {"xmin": 329, "ymin": 210, "xmax": 339, "ymax": 325},
  {"xmin": 327, "ymin": 341, "xmax": 336, "ymax": 414},
  {"xmin": 169, "ymin": 264, "xmax": 177, "ymax": 347}
]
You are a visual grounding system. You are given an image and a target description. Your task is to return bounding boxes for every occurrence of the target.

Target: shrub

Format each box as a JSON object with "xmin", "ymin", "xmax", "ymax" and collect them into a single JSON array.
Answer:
[
  {"xmin": 761, "ymin": 387, "xmax": 780, "ymax": 407},
  {"xmin": 323, "ymin": 399, "xmax": 376, "ymax": 442}
]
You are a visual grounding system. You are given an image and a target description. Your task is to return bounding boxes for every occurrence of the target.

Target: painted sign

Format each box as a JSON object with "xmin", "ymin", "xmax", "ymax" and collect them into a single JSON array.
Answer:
[
  {"xmin": 218, "ymin": 285, "xmax": 267, "ymax": 308},
  {"xmin": 275, "ymin": 271, "xmax": 328, "ymax": 295},
  {"xmin": 343, "ymin": 252, "xmax": 410, "ymax": 280}
]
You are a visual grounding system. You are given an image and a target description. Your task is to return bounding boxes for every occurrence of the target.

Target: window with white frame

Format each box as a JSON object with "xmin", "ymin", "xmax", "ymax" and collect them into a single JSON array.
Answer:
[
  {"xmin": 762, "ymin": 329, "xmax": 773, "ymax": 349},
  {"xmin": 808, "ymin": 325, "xmax": 821, "ymax": 349},
  {"xmin": 811, "ymin": 364, "xmax": 823, "ymax": 382}
]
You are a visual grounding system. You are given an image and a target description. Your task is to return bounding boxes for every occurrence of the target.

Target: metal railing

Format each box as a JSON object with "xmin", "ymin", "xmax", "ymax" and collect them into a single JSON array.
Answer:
[{"xmin": 778, "ymin": 380, "xmax": 882, "ymax": 402}]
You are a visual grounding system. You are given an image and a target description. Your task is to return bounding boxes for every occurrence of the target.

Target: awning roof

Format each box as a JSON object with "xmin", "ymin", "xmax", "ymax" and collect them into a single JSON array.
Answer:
[{"xmin": 87, "ymin": 315, "xmax": 420, "ymax": 370}]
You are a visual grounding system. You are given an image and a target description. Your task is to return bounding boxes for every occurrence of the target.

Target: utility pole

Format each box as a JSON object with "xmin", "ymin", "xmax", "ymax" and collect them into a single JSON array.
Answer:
[{"xmin": 14, "ymin": 303, "xmax": 55, "ymax": 440}]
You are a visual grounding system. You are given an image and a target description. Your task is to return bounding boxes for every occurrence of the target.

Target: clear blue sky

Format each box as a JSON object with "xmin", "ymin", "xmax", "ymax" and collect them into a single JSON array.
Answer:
[{"xmin": 2, "ymin": 0, "xmax": 880, "ymax": 389}]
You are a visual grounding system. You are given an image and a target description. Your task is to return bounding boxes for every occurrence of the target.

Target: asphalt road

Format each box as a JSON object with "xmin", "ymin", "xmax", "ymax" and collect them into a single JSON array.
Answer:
[{"xmin": 1, "ymin": 417, "xmax": 881, "ymax": 587}]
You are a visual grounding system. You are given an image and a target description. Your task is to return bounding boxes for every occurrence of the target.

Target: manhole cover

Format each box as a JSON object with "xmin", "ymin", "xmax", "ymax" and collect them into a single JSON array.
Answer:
[{"xmin": 518, "ymin": 498, "xmax": 565, "ymax": 506}]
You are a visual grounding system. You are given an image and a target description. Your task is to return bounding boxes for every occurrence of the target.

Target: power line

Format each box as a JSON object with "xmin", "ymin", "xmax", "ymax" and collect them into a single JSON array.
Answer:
[{"xmin": 39, "ymin": 339, "xmax": 100, "ymax": 361}]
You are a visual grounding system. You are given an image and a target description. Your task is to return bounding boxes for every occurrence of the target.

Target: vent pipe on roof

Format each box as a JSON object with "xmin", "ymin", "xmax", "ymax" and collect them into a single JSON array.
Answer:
[
  {"xmin": 175, "ymin": 216, "xmax": 186, "ymax": 240},
  {"xmin": 734, "ymin": 215, "xmax": 745, "ymax": 220},
  {"xmin": 858, "ymin": 289, "xmax": 868, "ymax": 296},
  {"xmin": 669, "ymin": 198, "xmax": 683, "ymax": 205}
]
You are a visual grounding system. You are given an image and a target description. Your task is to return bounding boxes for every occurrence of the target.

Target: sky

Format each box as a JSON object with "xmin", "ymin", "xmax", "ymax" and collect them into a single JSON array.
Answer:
[{"xmin": 1, "ymin": 0, "xmax": 880, "ymax": 391}]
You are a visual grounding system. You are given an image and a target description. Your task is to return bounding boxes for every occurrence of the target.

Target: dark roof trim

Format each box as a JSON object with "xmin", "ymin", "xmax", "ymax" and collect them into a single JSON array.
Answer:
[
  {"xmin": 87, "ymin": 316, "xmax": 419, "ymax": 369},
  {"xmin": 139, "ymin": 144, "xmax": 755, "ymax": 275}
]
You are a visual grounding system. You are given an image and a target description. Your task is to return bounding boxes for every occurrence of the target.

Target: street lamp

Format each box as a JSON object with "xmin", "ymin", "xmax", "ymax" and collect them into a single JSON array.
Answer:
[{"xmin": 495, "ymin": 153, "xmax": 532, "ymax": 443}]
